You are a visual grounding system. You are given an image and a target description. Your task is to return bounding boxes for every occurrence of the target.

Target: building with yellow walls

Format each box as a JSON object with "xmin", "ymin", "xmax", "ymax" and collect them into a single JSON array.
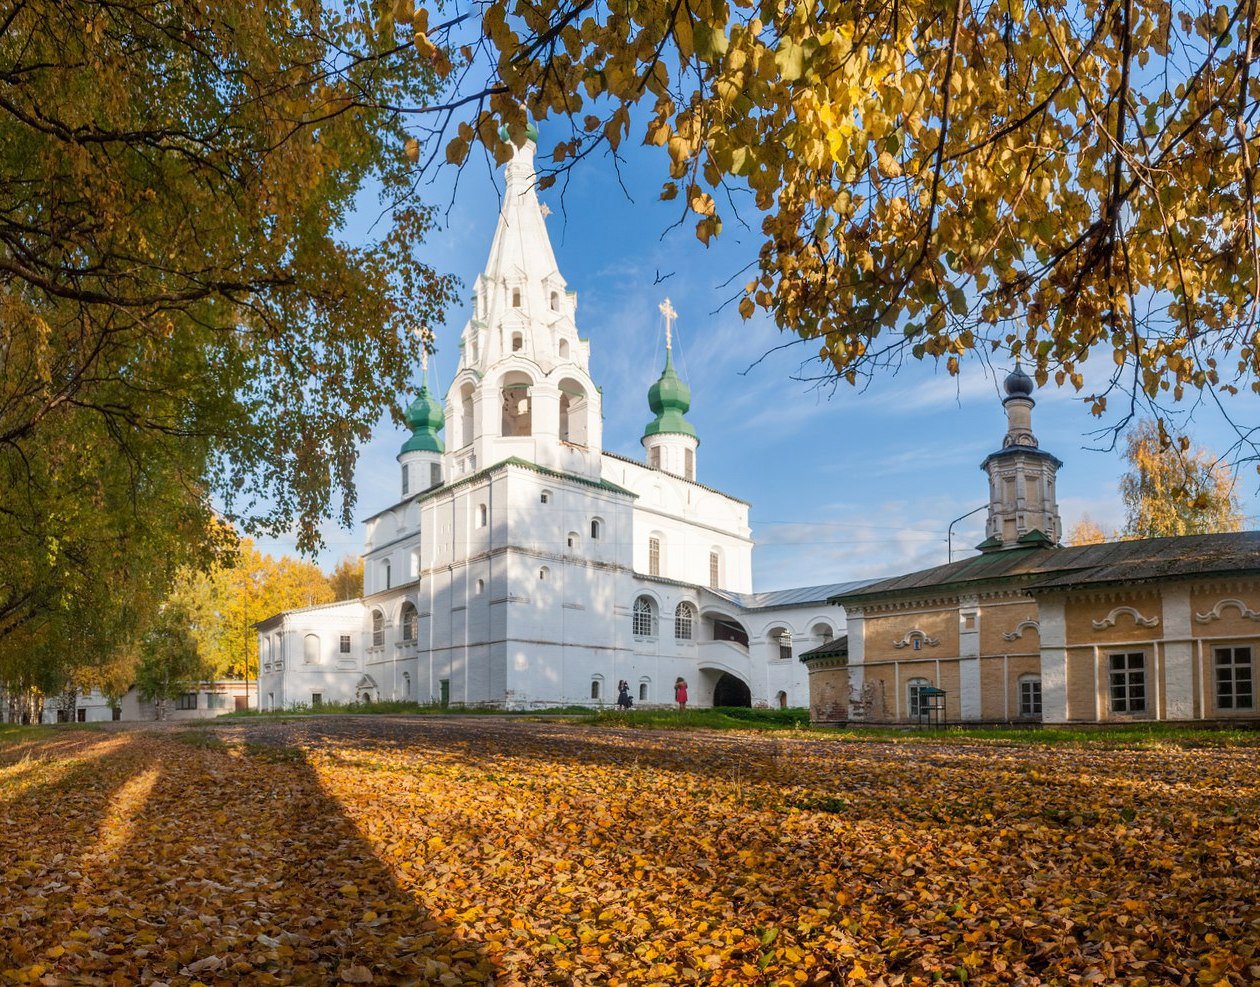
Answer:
[{"xmin": 803, "ymin": 369, "xmax": 1260, "ymax": 725}]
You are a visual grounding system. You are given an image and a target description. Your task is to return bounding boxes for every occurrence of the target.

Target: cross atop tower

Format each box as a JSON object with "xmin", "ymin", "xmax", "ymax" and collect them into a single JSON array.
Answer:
[{"xmin": 659, "ymin": 297, "xmax": 677, "ymax": 351}]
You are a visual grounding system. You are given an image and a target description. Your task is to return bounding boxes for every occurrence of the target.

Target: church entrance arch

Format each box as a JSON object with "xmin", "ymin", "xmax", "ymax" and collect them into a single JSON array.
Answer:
[{"xmin": 713, "ymin": 673, "xmax": 751, "ymax": 708}]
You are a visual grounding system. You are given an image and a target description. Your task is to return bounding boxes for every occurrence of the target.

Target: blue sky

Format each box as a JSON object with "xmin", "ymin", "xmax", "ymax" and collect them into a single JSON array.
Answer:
[{"xmin": 258, "ymin": 135, "xmax": 1260, "ymax": 589}]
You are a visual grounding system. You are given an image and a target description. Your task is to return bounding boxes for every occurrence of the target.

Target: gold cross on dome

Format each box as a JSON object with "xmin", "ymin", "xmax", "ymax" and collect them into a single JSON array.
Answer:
[{"xmin": 658, "ymin": 297, "xmax": 677, "ymax": 351}]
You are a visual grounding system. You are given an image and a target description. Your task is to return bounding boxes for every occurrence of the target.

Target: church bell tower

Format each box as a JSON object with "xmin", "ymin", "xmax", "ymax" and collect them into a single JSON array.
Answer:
[{"xmin": 978, "ymin": 364, "xmax": 1062, "ymax": 550}]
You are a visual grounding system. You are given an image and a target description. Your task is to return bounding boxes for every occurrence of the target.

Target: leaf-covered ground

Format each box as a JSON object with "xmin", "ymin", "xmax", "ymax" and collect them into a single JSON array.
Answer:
[{"xmin": 1, "ymin": 718, "xmax": 1257, "ymax": 986}]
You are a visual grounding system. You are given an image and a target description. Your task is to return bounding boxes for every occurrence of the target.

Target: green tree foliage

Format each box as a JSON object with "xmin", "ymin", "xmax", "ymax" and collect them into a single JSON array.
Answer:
[
  {"xmin": 418, "ymin": 0, "xmax": 1260, "ymax": 421},
  {"xmin": 1, "ymin": 0, "xmax": 456, "ymax": 687},
  {"xmin": 171, "ymin": 539, "xmax": 335, "ymax": 680},
  {"xmin": 328, "ymin": 557, "xmax": 366, "ymax": 601},
  {"xmin": 1120, "ymin": 420, "xmax": 1245, "ymax": 538},
  {"xmin": 135, "ymin": 605, "xmax": 207, "ymax": 716}
]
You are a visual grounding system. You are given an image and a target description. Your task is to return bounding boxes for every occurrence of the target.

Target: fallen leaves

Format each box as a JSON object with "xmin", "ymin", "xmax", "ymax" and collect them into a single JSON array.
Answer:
[{"xmin": 1, "ymin": 721, "xmax": 1258, "ymax": 985}]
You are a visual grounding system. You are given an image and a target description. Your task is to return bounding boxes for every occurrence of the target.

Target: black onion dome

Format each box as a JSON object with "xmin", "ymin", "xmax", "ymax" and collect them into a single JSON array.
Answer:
[{"xmin": 1004, "ymin": 363, "xmax": 1034, "ymax": 398}]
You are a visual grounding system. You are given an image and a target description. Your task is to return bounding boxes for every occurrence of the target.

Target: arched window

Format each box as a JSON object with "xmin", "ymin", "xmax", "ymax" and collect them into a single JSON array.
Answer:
[
  {"xmin": 409, "ymin": 550, "xmax": 420, "ymax": 579},
  {"xmin": 709, "ymin": 550, "xmax": 721, "ymax": 589},
  {"xmin": 304, "ymin": 634, "xmax": 320, "ymax": 665},
  {"xmin": 1019, "ymin": 675, "xmax": 1043, "ymax": 717},
  {"xmin": 567, "ymin": 531, "xmax": 579, "ymax": 549},
  {"xmin": 590, "ymin": 518, "xmax": 602, "ymax": 540},
  {"xmin": 550, "ymin": 290, "xmax": 559, "ymax": 311},
  {"xmin": 674, "ymin": 603, "xmax": 695, "ymax": 641},
  {"xmin": 558, "ymin": 338, "xmax": 569, "ymax": 359},
  {"xmin": 512, "ymin": 287, "xmax": 521, "ymax": 307},
  {"xmin": 685, "ymin": 447, "xmax": 695, "ymax": 480},
  {"xmin": 632, "ymin": 597, "xmax": 657, "ymax": 639},
  {"xmin": 777, "ymin": 690, "xmax": 788, "ymax": 709},
  {"xmin": 400, "ymin": 602, "xmax": 418, "ymax": 643},
  {"xmin": 639, "ymin": 679, "xmax": 650, "ymax": 702},
  {"xmin": 501, "ymin": 371, "xmax": 532, "ymax": 436},
  {"xmin": 403, "ymin": 672, "xmax": 412, "ymax": 699},
  {"xmin": 907, "ymin": 678, "xmax": 931, "ymax": 718},
  {"xmin": 540, "ymin": 489, "xmax": 551, "ymax": 504},
  {"xmin": 775, "ymin": 629, "xmax": 793, "ymax": 661},
  {"xmin": 475, "ymin": 578, "xmax": 485, "ymax": 594},
  {"xmin": 590, "ymin": 676, "xmax": 603, "ymax": 700},
  {"xmin": 511, "ymin": 331, "xmax": 523, "ymax": 351},
  {"xmin": 648, "ymin": 535, "xmax": 662, "ymax": 576},
  {"xmin": 371, "ymin": 610, "xmax": 385, "ymax": 648},
  {"xmin": 477, "ymin": 503, "xmax": 488, "ymax": 528},
  {"xmin": 539, "ymin": 566, "xmax": 549, "ymax": 581},
  {"xmin": 812, "ymin": 623, "xmax": 834, "ymax": 645}
]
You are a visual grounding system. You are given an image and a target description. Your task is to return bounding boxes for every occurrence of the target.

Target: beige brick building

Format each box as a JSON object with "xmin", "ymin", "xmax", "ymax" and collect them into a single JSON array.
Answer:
[{"xmin": 803, "ymin": 368, "xmax": 1260, "ymax": 726}]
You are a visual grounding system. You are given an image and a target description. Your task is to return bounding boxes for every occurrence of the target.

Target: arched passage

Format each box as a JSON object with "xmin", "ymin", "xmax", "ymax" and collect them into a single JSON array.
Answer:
[{"xmin": 713, "ymin": 673, "xmax": 751, "ymax": 708}]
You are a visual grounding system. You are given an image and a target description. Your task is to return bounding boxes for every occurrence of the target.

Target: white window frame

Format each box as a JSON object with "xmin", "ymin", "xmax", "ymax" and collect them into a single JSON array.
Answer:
[
  {"xmin": 632, "ymin": 597, "xmax": 657, "ymax": 639},
  {"xmin": 1018, "ymin": 675, "xmax": 1042, "ymax": 717},
  {"xmin": 674, "ymin": 602, "xmax": 694, "ymax": 641},
  {"xmin": 1109, "ymin": 652, "xmax": 1147, "ymax": 714},
  {"xmin": 1215, "ymin": 645, "xmax": 1254, "ymax": 711},
  {"xmin": 907, "ymin": 678, "xmax": 930, "ymax": 718}
]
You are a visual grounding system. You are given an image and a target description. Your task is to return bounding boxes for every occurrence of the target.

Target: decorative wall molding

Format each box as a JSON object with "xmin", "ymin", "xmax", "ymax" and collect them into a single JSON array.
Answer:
[
  {"xmin": 1194, "ymin": 598, "xmax": 1260, "ymax": 624},
  {"xmin": 1002, "ymin": 619, "xmax": 1041, "ymax": 642},
  {"xmin": 893, "ymin": 629, "xmax": 940, "ymax": 649},
  {"xmin": 1091, "ymin": 606, "xmax": 1160, "ymax": 630}
]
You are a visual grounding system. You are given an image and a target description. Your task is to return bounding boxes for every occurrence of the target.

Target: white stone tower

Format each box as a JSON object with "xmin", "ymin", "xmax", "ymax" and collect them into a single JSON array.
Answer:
[
  {"xmin": 443, "ymin": 126, "xmax": 603, "ymax": 481},
  {"xmin": 641, "ymin": 298, "xmax": 699, "ymax": 481},
  {"xmin": 979, "ymin": 365, "xmax": 1062, "ymax": 550}
]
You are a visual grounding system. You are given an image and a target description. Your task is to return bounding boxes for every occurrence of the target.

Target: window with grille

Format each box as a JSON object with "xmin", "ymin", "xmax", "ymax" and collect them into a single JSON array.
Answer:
[
  {"xmin": 674, "ymin": 603, "xmax": 694, "ymax": 640},
  {"xmin": 372, "ymin": 611, "xmax": 385, "ymax": 647},
  {"xmin": 1019, "ymin": 676, "xmax": 1042, "ymax": 716},
  {"xmin": 632, "ymin": 597, "xmax": 656, "ymax": 638},
  {"xmin": 339, "ymin": 635, "xmax": 351, "ymax": 654},
  {"xmin": 1215, "ymin": 646, "xmax": 1254, "ymax": 710},
  {"xmin": 709, "ymin": 552, "xmax": 720, "ymax": 589},
  {"xmin": 648, "ymin": 537, "xmax": 661, "ymax": 576},
  {"xmin": 1109, "ymin": 652, "xmax": 1147, "ymax": 713},
  {"xmin": 777, "ymin": 631, "xmax": 792, "ymax": 661}
]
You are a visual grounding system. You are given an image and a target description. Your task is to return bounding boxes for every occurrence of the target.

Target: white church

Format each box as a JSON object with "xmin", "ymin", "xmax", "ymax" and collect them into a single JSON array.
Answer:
[{"xmin": 255, "ymin": 129, "xmax": 870, "ymax": 710}]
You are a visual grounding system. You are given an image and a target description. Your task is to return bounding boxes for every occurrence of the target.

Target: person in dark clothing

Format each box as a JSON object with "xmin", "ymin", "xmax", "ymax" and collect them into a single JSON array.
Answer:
[{"xmin": 616, "ymin": 680, "xmax": 633, "ymax": 709}]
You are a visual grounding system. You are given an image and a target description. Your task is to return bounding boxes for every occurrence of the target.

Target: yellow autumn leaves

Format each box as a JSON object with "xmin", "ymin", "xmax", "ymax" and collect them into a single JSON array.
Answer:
[{"xmin": 5, "ymin": 719, "xmax": 1260, "ymax": 985}]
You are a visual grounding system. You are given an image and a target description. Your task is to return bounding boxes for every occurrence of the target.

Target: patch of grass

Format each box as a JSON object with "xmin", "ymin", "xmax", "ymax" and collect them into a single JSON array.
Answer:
[
  {"xmin": 0, "ymin": 722, "xmax": 99, "ymax": 747},
  {"xmin": 584, "ymin": 707, "xmax": 813, "ymax": 731},
  {"xmin": 224, "ymin": 700, "xmax": 599, "ymax": 718}
]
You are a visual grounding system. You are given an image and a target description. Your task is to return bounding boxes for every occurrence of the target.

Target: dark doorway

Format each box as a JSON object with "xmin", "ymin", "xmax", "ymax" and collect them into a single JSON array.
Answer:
[{"xmin": 713, "ymin": 673, "xmax": 751, "ymax": 708}]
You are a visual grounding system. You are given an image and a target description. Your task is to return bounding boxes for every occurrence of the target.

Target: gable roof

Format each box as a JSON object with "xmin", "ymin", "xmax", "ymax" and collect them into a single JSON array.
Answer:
[{"xmin": 830, "ymin": 531, "xmax": 1260, "ymax": 606}]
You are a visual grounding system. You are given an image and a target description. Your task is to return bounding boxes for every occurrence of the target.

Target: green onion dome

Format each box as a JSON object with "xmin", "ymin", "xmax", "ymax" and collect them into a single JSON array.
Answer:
[
  {"xmin": 643, "ymin": 351, "xmax": 696, "ymax": 439},
  {"xmin": 401, "ymin": 385, "xmax": 445, "ymax": 454},
  {"xmin": 498, "ymin": 121, "xmax": 540, "ymax": 145}
]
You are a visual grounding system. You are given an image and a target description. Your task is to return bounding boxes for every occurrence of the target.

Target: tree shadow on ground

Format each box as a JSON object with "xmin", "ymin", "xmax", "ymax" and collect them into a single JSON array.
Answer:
[{"xmin": 0, "ymin": 729, "xmax": 498, "ymax": 985}]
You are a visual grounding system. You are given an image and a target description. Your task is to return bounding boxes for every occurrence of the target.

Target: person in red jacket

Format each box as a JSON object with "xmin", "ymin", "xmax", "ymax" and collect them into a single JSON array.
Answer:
[{"xmin": 674, "ymin": 677, "xmax": 688, "ymax": 711}]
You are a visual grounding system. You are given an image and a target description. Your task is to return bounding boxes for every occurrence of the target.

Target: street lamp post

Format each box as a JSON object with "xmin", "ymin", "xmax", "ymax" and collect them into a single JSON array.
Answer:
[{"xmin": 947, "ymin": 505, "xmax": 989, "ymax": 563}]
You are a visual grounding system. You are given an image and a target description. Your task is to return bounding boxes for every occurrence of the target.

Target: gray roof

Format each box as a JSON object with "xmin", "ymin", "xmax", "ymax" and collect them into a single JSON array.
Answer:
[
  {"xmin": 709, "ymin": 579, "xmax": 879, "ymax": 612},
  {"xmin": 831, "ymin": 531, "xmax": 1260, "ymax": 605}
]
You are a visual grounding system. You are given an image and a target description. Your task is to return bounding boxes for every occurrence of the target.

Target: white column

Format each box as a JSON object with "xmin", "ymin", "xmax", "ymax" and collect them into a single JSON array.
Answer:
[
  {"xmin": 1038, "ymin": 596, "xmax": 1069, "ymax": 722},
  {"xmin": 1161, "ymin": 584, "xmax": 1194, "ymax": 720}
]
